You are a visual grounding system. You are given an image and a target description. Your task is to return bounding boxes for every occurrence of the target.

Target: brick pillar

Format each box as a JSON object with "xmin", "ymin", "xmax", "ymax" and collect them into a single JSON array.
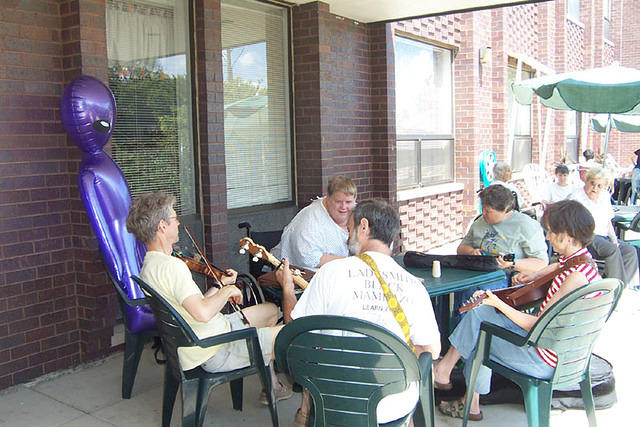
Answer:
[
  {"xmin": 368, "ymin": 22, "xmax": 396, "ymax": 202},
  {"xmin": 194, "ymin": 0, "xmax": 229, "ymax": 264},
  {"xmin": 292, "ymin": 2, "xmax": 330, "ymax": 205},
  {"xmin": 61, "ymin": 0, "xmax": 116, "ymax": 363}
]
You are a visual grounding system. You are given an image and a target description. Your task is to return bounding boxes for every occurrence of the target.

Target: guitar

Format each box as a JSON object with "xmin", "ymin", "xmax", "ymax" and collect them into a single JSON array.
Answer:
[
  {"xmin": 459, "ymin": 254, "xmax": 592, "ymax": 313},
  {"xmin": 238, "ymin": 237, "xmax": 310, "ymax": 290}
]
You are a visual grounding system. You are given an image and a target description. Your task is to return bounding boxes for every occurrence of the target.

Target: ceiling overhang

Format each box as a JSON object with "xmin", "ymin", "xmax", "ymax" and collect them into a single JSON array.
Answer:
[{"xmin": 289, "ymin": 0, "xmax": 551, "ymax": 23}]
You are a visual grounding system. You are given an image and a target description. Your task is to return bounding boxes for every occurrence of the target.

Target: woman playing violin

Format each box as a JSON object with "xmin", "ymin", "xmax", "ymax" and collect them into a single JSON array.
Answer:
[{"xmin": 435, "ymin": 200, "xmax": 600, "ymax": 421}]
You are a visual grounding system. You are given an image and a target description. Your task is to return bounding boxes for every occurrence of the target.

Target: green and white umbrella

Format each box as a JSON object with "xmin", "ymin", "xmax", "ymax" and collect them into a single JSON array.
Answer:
[
  {"xmin": 591, "ymin": 113, "xmax": 640, "ymax": 133},
  {"xmin": 512, "ymin": 63, "xmax": 640, "ymax": 162}
]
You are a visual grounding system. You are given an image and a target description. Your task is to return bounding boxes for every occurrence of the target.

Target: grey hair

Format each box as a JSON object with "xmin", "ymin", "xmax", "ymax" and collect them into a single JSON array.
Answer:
[
  {"xmin": 479, "ymin": 184, "xmax": 515, "ymax": 212},
  {"xmin": 126, "ymin": 192, "xmax": 176, "ymax": 244},
  {"xmin": 351, "ymin": 199, "xmax": 400, "ymax": 246},
  {"xmin": 584, "ymin": 167, "xmax": 610, "ymax": 183},
  {"xmin": 493, "ymin": 162, "xmax": 512, "ymax": 181}
]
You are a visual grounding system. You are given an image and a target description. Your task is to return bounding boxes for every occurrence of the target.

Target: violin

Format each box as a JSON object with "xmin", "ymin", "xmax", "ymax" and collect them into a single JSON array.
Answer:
[
  {"xmin": 172, "ymin": 249, "xmax": 227, "ymax": 284},
  {"xmin": 174, "ymin": 225, "xmax": 250, "ymax": 325},
  {"xmin": 459, "ymin": 254, "xmax": 592, "ymax": 313}
]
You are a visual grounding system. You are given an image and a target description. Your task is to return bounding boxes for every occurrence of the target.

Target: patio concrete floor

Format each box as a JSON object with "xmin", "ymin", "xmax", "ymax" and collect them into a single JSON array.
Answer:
[{"xmin": 1, "ymin": 290, "xmax": 637, "ymax": 426}]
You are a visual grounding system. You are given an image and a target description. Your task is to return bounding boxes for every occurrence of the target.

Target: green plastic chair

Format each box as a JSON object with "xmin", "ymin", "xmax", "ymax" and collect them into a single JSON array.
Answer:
[
  {"xmin": 274, "ymin": 315, "xmax": 434, "ymax": 427},
  {"xmin": 616, "ymin": 209, "xmax": 640, "ymax": 249},
  {"xmin": 132, "ymin": 276, "xmax": 278, "ymax": 427},
  {"xmin": 103, "ymin": 261, "xmax": 159, "ymax": 399},
  {"xmin": 462, "ymin": 278, "xmax": 624, "ymax": 427}
]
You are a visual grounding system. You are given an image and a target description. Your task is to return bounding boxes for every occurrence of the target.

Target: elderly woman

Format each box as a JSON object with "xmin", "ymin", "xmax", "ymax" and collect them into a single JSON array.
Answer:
[
  {"xmin": 570, "ymin": 167, "xmax": 639, "ymax": 288},
  {"xmin": 490, "ymin": 161, "xmax": 524, "ymax": 210},
  {"xmin": 436, "ymin": 200, "xmax": 601, "ymax": 420}
]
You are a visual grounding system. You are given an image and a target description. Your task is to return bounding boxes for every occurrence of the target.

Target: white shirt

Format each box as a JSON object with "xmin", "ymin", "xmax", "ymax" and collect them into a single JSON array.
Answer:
[
  {"xmin": 542, "ymin": 182, "xmax": 577, "ymax": 203},
  {"xmin": 569, "ymin": 189, "xmax": 614, "ymax": 237},
  {"xmin": 292, "ymin": 252, "xmax": 440, "ymax": 423},
  {"xmin": 272, "ymin": 198, "xmax": 348, "ymax": 269}
]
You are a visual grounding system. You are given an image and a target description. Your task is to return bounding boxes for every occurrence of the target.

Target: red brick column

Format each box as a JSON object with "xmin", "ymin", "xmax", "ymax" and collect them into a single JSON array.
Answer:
[
  {"xmin": 292, "ymin": 2, "xmax": 329, "ymax": 205},
  {"xmin": 194, "ymin": 0, "xmax": 229, "ymax": 263},
  {"xmin": 62, "ymin": 0, "xmax": 115, "ymax": 364}
]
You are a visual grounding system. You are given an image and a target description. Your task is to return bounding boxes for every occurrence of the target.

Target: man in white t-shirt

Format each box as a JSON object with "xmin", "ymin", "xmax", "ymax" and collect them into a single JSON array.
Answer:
[
  {"xmin": 278, "ymin": 199, "xmax": 441, "ymax": 425},
  {"xmin": 126, "ymin": 192, "xmax": 292, "ymax": 405},
  {"xmin": 272, "ymin": 175, "xmax": 356, "ymax": 269}
]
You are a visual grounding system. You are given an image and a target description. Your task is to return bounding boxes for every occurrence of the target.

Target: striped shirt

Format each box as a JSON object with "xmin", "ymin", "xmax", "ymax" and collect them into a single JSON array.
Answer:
[{"xmin": 535, "ymin": 247, "xmax": 599, "ymax": 367}]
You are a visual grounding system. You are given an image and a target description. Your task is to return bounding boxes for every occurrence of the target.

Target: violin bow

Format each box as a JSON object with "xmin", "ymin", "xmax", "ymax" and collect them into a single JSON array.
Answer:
[{"xmin": 183, "ymin": 225, "xmax": 250, "ymax": 325}]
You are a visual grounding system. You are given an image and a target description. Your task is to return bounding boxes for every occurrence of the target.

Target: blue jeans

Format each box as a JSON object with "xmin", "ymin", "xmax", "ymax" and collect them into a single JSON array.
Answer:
[{"xmin": 449, "ymin": 305, "xmax": 554, "ymax": 395}]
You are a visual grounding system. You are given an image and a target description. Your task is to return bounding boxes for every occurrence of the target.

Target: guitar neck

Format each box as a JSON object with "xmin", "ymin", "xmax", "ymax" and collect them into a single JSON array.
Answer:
[
  {"xmin": 240, "ymin": 238, "xmax": 309, "ymax": 290},
  {"xmin": 266, "ymin": 253, "xmax": 309, "ymax": 290}
]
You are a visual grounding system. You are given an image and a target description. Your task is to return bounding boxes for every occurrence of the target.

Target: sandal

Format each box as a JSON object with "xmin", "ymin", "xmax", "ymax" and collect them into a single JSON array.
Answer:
[
  {"xmin": 438, "ymin": 399, "xmax": 483, "ymax": 421},
  {"xmin": 259, "ymin": 381, "xmax": 293, "ymax": 405},
  {"xmin": 294, "ymin": 408, "xmax": 310, "ymax": 427}
]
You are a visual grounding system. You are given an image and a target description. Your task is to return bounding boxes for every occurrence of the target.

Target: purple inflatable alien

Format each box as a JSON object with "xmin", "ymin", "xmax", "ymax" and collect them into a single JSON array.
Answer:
[{"xmin": 61, "ymin": 75, "xmax": 155, "ymax": 334}]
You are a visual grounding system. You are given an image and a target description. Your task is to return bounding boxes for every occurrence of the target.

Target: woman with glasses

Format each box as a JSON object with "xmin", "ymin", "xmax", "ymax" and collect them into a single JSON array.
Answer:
[{"xmin": 570, "ymin": 167, "xmax": 639, "ymax": 289}]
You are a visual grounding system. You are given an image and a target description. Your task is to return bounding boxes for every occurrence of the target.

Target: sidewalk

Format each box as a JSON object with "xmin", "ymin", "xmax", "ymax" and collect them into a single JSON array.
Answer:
[{"xmin": 1, "ymin": 290, "xmax": 636, "ymax": 426}]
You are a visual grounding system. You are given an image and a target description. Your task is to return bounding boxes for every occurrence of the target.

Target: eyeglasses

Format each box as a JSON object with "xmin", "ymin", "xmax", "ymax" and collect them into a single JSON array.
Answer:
[{"xmin": 167, "ymin": 215, "xmax": 179, "ymax": 223}]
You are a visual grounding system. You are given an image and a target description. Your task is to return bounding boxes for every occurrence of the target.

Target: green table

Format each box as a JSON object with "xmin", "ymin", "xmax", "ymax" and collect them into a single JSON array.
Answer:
[
  {"xmin": 613, "ymin": 204, "xmax": 640, "ymax": 222},
  {"xmin": 393, "ymin": 256, "xmax": 507, "ymax": 297},
  {"xmin": 393, "ymin": 255, "xmax": 507, "ymax": 346}
]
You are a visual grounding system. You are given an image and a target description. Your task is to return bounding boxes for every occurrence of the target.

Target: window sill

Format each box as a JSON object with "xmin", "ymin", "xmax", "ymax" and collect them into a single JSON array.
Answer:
[
  {"xmin": 566, "ymin": 16, "xmax": 584, "ymax": 28},
  {"xmin": 397, "ymin": 182, "xmax": 464, "ymax": 201}
]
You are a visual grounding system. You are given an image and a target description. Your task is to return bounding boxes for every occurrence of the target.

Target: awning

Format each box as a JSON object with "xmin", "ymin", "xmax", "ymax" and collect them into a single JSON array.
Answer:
[{"xmin": 290, "ymin": 0, "xmax": 551, "ymax": 23}]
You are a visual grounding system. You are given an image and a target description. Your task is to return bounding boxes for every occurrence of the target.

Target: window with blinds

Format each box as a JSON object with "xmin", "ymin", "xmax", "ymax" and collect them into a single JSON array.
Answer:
[
  {"xmin": 222, "ymin": 0, "xmax": 293, "ymax": 209},
  {"xmin": 106, "ymin": 0, "xmax": 196, "ymax": 215}
]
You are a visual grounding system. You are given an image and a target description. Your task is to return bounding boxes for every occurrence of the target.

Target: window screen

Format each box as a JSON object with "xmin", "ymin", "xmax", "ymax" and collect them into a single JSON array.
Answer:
[
  {"xmin": 222, "ymin": 0, "xmax": 292, "ymax": 209},
  {"xmin": 106, "ymin": 0, "xmax": 196, "ymax": 215}
]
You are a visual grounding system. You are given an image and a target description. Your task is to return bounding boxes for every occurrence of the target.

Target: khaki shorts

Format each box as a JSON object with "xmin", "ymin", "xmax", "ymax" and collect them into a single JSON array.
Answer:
[{"xmin": 200, "ymin": 311, "xmax": 273, "ymax": 373}]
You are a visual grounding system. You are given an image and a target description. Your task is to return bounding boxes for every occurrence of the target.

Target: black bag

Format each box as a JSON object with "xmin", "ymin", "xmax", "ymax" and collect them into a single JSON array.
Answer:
[
  {"xmin": 473, "ymin": 354, "xmax": 616, "ymax": 410},
  {"xmin": 403, "ymin": 251, "xmax": 501, "ymax": 272}
]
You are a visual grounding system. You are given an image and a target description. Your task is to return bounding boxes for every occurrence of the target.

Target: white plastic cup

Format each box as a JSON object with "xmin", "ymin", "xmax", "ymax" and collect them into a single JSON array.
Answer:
[{"xmin": 432, "ymin": 260, "xmax": 441, "ymax": 278}]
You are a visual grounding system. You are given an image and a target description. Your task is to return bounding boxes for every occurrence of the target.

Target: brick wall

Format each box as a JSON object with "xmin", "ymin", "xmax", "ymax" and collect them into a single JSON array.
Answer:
[
  {"xmin": 0, "ymin": 0, "xmax": 84, "ymax": 389},
  {"xmin": 368, "ymin": 22, "xmax": 396, "ymax": 201},
  {"xmin": 616, "ymin": 0, "xmax": 640, "ymax": 164},
  {"xmin": 399, "ymin": 192, "xmax": 464, "ymax": 251},
  {"xmin": 0, "ymin": 0, "xmax": 229, "ymax": 391},
  {"xmin": 291, "ymin": 3, "xmax": 325, "ymax": 204},
  {"xmin": 194, "ymin": 0, "xmax": 230, "ymax": 264},
  {"xmin": 292, "ymin": 2, "xmax": 377, "ymax": 205}
]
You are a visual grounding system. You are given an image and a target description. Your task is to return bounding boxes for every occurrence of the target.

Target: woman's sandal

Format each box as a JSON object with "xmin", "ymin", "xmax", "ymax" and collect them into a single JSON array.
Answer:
[{"xmin": 438, "ymin": 399, "xmax": 483, "ymax": 421}]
